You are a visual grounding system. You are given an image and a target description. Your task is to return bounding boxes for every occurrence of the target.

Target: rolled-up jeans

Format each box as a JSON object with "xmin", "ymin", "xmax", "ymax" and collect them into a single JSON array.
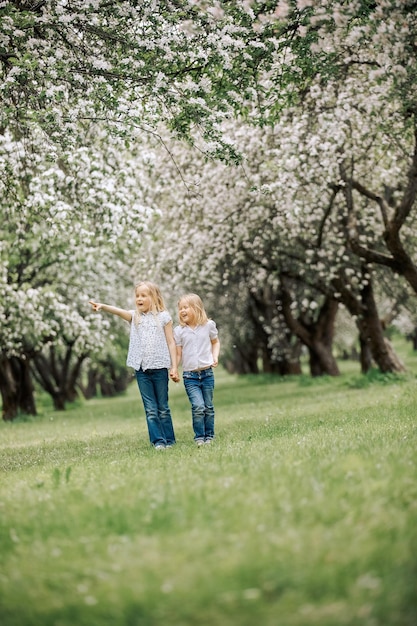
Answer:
[
  {"xmin": 135, "ymin": 368, "xmax": 176, "ymax": 446},
  {"xmin": 183, "ymin": 367, "xmax": 215, "ymax": 442}
]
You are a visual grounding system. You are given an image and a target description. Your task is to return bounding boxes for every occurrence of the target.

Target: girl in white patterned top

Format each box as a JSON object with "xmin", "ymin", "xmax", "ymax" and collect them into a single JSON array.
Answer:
[{"xmin": 89, "ymin": 281, "xmax": 179, "ymax": 449}]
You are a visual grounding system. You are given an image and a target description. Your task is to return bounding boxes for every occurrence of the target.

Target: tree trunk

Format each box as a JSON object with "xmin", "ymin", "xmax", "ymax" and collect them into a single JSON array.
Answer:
[
  {"xmin": 31, "ymin": 346, "xmax": 89, "ymax": 410},
  {"xmin": 408, "ymin": 328, "xmax": 417, "ymax": 351},
  {"xmin": 358, "ymin": 329, "xmax": 373, "ymax": 374},
  {"xmin": 261, "ymin": 344, "xmax": 282, "ymax": 374},
  {"xmin": 260, "ymin": 339, "xmax": 302, "ymax": 375},
  {"xmin": 359, "ymin": 282, "xmax": 405, "ymax": 373},
  {"xmin": 309, "ymin": 296, "xmax": 340, "ymax": 376},
  {"xmin": 249, "ymin": 288, "xmax": 302, "ymax": 375},
  {"xmin": 79, "ymin": 368, "xmax": 99, "ymax": 399},
  {"xmin": 284, "ymin": 360, "xmax": 303, "ymax": 375},
  {"xmin": 333, "ymin": 268, "xmax": 405, "ymax": 374},
  {"xmin": 32, "ymin": 352, "xmax": 70, "ymax": 410},
  {"xmin": 308, "ymin": 342, "xmax": 339, "ymax": 377},
  {"xmin": 281, "ymin": 288, "xmax": 340, "ymax": 377},
  {"xmin": 224, "ymin": 343, "xmax": 259, "ymax": 374},
  {"xmin": 0, "ymin": 355, "xmax": 37, "ymax": 421}
]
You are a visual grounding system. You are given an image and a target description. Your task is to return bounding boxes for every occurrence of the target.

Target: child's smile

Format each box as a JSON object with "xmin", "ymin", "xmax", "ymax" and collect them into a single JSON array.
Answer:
[{"xmin": 179, "ymin": 304, "xmax": 196, "ymax": 326}]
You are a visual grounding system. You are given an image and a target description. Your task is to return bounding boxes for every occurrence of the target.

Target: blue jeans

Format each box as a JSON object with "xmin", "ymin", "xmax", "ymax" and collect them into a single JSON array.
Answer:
[
  {"xmin": 183, "ymin": 368, "xmax": 215, "ymax": 442},
  {"xmin": 135, "ymin": 368, "xmax": 176, "ymax": 447}
]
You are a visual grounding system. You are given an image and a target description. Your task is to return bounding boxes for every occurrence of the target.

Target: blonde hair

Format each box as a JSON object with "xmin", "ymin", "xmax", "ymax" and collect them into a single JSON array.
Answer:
[
  {"xmin": 134, "ymin": 281, "xmax": 165, "ymax": 324},
  {"xmin": 178, "ymin": 293, "xmax": 209, "ymax": 327}
]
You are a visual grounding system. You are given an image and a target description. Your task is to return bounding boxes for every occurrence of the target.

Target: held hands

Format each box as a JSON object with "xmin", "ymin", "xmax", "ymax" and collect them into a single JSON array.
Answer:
[{"xmin": 170, "ymin": 368, "xmax": 180, "ymax": 383}]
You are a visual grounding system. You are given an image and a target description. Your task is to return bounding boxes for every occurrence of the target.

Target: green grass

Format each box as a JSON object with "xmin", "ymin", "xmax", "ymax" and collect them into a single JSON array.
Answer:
[{"xmin": 1, "ymin": 349, "xmax": 417, "ymax": 625}]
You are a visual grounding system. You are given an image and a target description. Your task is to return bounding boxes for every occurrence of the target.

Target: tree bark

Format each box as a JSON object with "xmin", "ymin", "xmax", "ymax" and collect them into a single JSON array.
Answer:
[
  {"xmin": 358, "ymin": 329, "xmax": 373, "ymax": 374},
  {"xmin": 410, "ymin": 328, "xmax": 417, "ymax": 351},
  {"xmin": 359, "ymin": 282, "xmax": 405, "ymax": 373},
  {"xmin": 78, "ymin": 367, "xmax": 99, "ymax": 399},
  {"xmin": 334, "ymin": 272, "xmax": 405, "ymax": 374},
  {"xmin": 0, "ymin": 355, "xmax": 37, "ymax": 421},
  {"xmin": 281, "ymin": 288, "xmax": 340, "ymax": 377},
  {"xmin": 31, "ymin": 346, "xmax": 86, "ymax": 410},
  {"xmin": 249, "ymin": 288, "xmax": 302, "ymax": 375},
  {"xmin": 224, "ymin": 343, "xmax": 259, "ymax": 374}
]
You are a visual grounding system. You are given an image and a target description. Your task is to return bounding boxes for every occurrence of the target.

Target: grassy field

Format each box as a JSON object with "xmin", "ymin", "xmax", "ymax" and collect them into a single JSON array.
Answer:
[{"xmin": 1, "ymin": 344, "xmax": 416, "ymax": 626}]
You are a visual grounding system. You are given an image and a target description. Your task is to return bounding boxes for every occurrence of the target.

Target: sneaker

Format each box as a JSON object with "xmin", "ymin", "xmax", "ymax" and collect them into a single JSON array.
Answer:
[
  {"xmin": 196, "ymin": 439, "xmax": 205, "ymax": 447},
  {"xmin": 204, "ymin": 439, "xmax": 213, "ymax": 445},
  {"xmin": 154, "ymin": 444, "xmax": 165, "ymax": 450}
]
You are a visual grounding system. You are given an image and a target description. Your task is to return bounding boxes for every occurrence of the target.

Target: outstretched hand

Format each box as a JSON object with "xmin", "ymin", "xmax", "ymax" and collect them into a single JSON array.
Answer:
[{"xmin": 89, "ymin": 300, "xmax": 102, "ymax": 312}]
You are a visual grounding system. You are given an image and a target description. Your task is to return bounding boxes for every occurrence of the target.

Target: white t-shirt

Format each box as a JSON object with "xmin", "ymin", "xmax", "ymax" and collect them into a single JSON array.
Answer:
[
  {"xmin": 173, "ymin": 320, "xmax": 218, "ymax": 371},
  {"xmin": 126, "ymin": 310, "xmax": 172, "ymax": 371}
]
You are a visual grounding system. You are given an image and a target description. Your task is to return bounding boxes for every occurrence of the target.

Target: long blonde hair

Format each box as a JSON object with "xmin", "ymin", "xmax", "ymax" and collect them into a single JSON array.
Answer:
[
  {"xmin": 134, "ymin": 281, "xmax": 166, "ymax": 324},
  {"xmin": 178, "ymin": 293, "xmax": 209, "ymax": 327}
]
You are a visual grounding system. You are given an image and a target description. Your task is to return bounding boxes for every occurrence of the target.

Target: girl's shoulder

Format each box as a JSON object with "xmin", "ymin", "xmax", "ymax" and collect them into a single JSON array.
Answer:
[
  {"xmin": 159, "ymin": 309, "xmax": 172, "ymax": 324},
  {"xmin": 173, "ymin": 323, "xmax": 184, "ymax": 342},
  {"xmin": 206, "ymin": 319, "xmax": 218, "ymax": 337}
]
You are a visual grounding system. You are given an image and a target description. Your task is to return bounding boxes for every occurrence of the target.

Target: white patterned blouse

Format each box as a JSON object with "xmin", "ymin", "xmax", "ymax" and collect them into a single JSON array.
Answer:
[{"xmin": 126, "ymin": 310, "xmax": 172, "ymax": 371}]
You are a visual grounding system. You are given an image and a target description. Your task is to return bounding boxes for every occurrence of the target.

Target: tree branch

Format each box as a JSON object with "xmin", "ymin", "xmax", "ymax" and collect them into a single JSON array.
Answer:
[
  {"xmin": 392, "ymin": 123, "xmax": 417, "ymax": 232},
  {"xmin": 317, "ymin": 185, "xmax": 341, "ymax": 248},
  {"xmin": 350, "ymin": 179, "xmax": 390, "ymax": 228}
]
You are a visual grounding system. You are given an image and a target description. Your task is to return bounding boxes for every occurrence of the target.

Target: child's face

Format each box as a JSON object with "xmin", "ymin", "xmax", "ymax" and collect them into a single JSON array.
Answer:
[
  {"xmin": 179, "ymin": 300, "xmax": 196, "ymax": 326},
  {"xmin": 135, "ymin": 286, "xmax": 152, "ymax": 313}
]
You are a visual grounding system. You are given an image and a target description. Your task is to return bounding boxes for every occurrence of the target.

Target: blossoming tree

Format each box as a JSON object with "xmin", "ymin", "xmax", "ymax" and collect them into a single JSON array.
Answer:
[
  {"xmin": 0, "ymin": 128, "xmax": 151, "ymax": 418},
  {"xmin": 131, "ymin": 0, "xmax": 416, "ymax": 375},
  {"xmin": 1, "ymin": 0, "xmax": 416, "ymax": 417}
]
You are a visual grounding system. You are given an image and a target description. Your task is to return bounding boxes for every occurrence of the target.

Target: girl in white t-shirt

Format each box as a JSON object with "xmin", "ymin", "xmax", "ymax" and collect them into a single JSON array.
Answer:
[
  {"xmin": 89, "ymin": 281, "xmax": 178, "ymax": 449},
  {"xmin": 174, "ymin": 294, "xmax": 220, "ymax": 446}
]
